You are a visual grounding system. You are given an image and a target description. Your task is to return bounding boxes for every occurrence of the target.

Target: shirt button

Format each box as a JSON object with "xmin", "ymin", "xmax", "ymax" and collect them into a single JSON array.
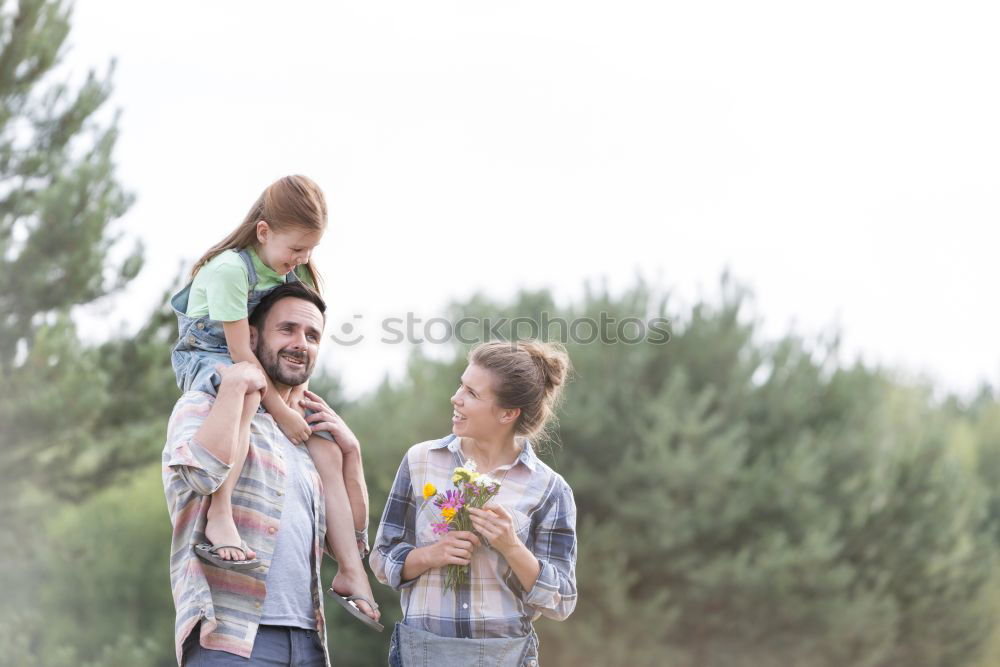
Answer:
[
  {"xmin": 196, "ymin": 322, "xmax": 205, "ymax": 330},
  {"xmin": 528, "ymin": 661, "xmax": 537, "ymax": 667},
  {"xmin": 254, "ymin": 601, "xmax": 261, "ymax": 609},
  {"xmin": 276, "ymin": 490, "xmax": 284, "ymax": 496},
  {"xmin": 462, "ymin": 603, "xmax": 469, "ymax": 609},
  {"xmin": 188, "ymin": 335, "xmax": 197, "ymax": 345},
  {"xmin": 268, "ymin": 526, "xmax": 277, "ymax": 535}
]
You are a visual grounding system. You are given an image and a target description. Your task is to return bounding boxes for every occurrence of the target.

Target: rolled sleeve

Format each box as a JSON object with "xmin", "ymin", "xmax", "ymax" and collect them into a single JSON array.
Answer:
[
  {"xmin": 163, "ymin": 392, "xmax": 232, "ymax": 497},
  {"xmin": 370, "ymin": 457, "xmax": 420, "ymax": 591},
  {"xmin": 168, "ymin": 438, "xmax": 231, "ymax": 496},
  {"xmin": 509, "ymin": 477, "xmax": 578, "ymax": 621}
]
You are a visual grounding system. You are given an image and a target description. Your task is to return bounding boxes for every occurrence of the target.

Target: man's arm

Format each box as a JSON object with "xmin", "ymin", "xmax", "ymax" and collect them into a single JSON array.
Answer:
[
  {"xmin": 299, "ymin": 389, "xmax": 370, "ymax": 544},
  {"xmin": 191, "ymin": 365, "xmax": 261, "ymax": 465},
  {"xmin": 163, "ymin": 363, "xmax": 267, "ymax": 499}
]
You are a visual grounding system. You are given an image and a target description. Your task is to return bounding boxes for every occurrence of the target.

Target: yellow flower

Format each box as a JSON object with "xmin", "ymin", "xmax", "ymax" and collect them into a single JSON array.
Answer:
[
  {"xmin": 423, "ymin": 483, "xmax": 437, "ymax": 500},
  {"xmin": 441, "ymin": 507, "xmax": 457, "ymax": 521},
  {"xmin": 452, "ymin": 466, "xmax": 482, "ymax": 485}
]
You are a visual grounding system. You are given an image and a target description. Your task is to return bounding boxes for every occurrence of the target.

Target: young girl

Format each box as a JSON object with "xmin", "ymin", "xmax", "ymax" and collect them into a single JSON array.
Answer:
[
  {"xmin": 169, "ymin": 174, "xmax": 380, "ymax": 629},
  {"xmin": 372, "ymin": 340, "xmax": 579, "ymax": 666}
]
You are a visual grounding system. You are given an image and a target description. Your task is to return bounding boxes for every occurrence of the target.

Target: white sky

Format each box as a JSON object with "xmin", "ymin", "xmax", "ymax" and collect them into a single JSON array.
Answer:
[{"xmin": 65, "ymin": 0, "xmax": 1000, "ymax": 398}]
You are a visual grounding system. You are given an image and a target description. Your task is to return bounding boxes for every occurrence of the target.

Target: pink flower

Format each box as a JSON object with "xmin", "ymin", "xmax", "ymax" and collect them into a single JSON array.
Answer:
[
  {"xmin": 442, "ymin": 489, "xmax": 465, "ymax": 511},
  {"xmin": 431, "ymin": 521, "xmax": 451, "ymax": 535}
]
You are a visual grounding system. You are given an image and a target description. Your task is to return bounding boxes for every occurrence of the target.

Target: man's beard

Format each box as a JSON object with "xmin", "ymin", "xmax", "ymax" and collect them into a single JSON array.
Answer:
[{"xmin": 255, "ymin": 338, "xmax": 314, "ymax": 387}]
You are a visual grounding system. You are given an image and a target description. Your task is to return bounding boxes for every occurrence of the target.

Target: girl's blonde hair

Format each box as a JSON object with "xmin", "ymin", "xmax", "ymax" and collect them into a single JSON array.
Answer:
[
  {"xmin": 191, "ymin": 175, "xmax": 328, "ymax": 292},
  {"xmin": 469, "ymin": 340, "xmax": 572, "ymax": 442}
]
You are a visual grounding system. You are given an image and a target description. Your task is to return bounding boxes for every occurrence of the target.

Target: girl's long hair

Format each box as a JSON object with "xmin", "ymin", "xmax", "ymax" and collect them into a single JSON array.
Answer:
[{"xmin": 190, "ymin": 175, "xmax": 327, "ymax": 293}]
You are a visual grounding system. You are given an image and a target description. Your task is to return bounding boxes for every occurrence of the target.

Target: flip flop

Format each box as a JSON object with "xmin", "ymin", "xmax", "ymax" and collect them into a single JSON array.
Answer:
[
  {"xmin": 326, "ymin": 589, "xmax": 384, "ymax": 632},
  {"xmin": 194, "ymin": 542, "xmax": 261, "ymax": 572}
]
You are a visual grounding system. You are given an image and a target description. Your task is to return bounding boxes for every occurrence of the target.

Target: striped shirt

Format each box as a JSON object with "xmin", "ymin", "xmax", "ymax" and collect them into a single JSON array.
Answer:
[
  {"xmin": 370, "ymin": 435, "xmax": 577, "ymax": 638},
  {"xmin": 161, "ymin": 391, "xmax": 331, "ymax": 666}
]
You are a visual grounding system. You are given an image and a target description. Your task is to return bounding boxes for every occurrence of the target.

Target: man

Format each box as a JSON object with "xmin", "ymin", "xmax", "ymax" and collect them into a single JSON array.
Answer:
[{"xmin": 162, "ymin": 282, "xmax": 378, "ymax": 665}]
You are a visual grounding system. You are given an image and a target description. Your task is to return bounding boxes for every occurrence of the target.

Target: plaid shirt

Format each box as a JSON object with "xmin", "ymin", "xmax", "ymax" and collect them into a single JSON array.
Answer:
[
  {"xmin": 161, "ymin": 391, "xmax": 333, "ymax": 666},
  {"xmin": 371, "ymin": 435, "xmax": 577, "ymax": 638}
]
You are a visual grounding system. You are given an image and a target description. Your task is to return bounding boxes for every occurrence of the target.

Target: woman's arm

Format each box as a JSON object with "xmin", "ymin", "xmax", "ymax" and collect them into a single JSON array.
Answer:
[
  {"xmin": 469, "ymin": 504, "xmax": 541, "ymax": 590},
  {"xmin": 470, "ymin": 478, "xmax": 578, "ymax": 621},
  {"xmin": 522, "ymin": 479, "xmax": 578, "ymax": 620},
  {"xmin": 370, "ymin": 454, "xmax": 483, "ymax": 589},
  {"xmin": 223, "ymin": 319, "xmax": 312, "ymax": 443},
  {"xmin": 370, "ymin": 456, "xmax": 420, "ymax": 590},
  {"xmin": 401, "ymin": 533, "xmax": 481, "ymax": 581}
]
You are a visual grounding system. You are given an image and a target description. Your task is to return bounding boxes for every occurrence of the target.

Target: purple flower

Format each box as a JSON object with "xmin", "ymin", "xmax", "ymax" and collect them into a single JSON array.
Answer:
[
  {"xmin": 442, "ymin": 489, "xmax": 465, "ymax": 511},
  {"xmin": 431, "ymin": 521, "xmax": 451, "ymax": 535}
]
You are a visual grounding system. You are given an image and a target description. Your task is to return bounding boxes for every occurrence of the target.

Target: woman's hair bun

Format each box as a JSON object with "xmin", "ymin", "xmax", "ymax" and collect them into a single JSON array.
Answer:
[{"xmin": 523, "ymin": 341, "xmax": 570, "ymax": 393}]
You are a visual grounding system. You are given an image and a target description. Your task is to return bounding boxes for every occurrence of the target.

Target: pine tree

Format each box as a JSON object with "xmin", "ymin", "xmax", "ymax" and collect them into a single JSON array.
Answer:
[
  {"xmin": 539, "ymin": 280, "xmax": 995, "ymax": 667},
  {"xmin": 349, "ymin": 280, "xmax": 997, "ymax": 667},
  {"xmin": 0, "ymin": 0, "xmax": 162, "ymax": 520}
]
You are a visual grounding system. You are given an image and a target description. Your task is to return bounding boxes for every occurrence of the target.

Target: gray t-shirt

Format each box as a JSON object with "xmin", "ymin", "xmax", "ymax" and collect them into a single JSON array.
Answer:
[{"xmin": 260, "ymin": 438, "xmax": 317, "ymax": 629}]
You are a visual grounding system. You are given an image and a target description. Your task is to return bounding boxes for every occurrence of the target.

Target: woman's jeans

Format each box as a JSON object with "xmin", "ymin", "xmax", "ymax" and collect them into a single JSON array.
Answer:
[{"xmin": 388, "ymin": 622, "xmax": 539, "ymax": 667}]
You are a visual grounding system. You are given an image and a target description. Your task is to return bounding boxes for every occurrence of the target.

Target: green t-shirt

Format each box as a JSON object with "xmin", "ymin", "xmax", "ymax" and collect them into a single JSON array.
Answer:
[{"xmin": 185, "ymin": 247, "xmax": 315, "ymax": 321}]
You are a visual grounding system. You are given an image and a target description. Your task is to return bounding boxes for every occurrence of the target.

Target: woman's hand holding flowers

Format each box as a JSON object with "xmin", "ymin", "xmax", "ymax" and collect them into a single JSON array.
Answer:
[
  {"xmin": 424, "ymin": 461, "xmax": 504, "ymax": 590},
  {"xmin": 427, "ymin": 531, "xmax": 481, "ymax": 568},
  {"xmin": 470, "ymin": 502, "xmax": 542, "ymax": 592},
  {"xmin": 468, "ymin": 504, "xmax": 519, "ymax": 555}
]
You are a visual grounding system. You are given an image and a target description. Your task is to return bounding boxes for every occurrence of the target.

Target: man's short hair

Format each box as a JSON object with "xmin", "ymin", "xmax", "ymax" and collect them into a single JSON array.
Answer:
[{"xmin": 249, "ymin": 282, "xmax": 327, "ymax": 331}]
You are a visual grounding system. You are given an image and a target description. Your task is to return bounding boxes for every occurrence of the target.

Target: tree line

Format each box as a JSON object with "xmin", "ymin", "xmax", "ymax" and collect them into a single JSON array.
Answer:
[{"xmin": 3, "ymin": 2, "xmax": 1000, "ymax": 665}]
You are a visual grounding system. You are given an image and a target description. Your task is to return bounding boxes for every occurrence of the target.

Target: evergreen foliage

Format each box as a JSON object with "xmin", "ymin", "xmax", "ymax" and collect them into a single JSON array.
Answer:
[
  {"xmin": 5, "ymin": 280, "xmax": 999, "ymax": 666},
  {"xmin": 0, "ymin": 0, "xmax": 165, "ymax": 526},
  {"xmin": 2, "ymin": 5, "xmax": 998, "ymax": 664}
]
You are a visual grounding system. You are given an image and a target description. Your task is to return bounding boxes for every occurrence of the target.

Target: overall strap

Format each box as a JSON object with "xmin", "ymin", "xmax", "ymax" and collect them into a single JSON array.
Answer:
[
  {"xmin": 285, "ymin": 266, "xmax": 302, "ymax": 284},
  {"xmin": 237, "ymin": 248, "xmax": 259, "ymax": 290}
]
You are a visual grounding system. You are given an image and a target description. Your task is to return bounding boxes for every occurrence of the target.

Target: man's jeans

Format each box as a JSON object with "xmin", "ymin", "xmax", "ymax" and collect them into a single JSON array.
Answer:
[{"xmin": 183, "ymin": 624, "xmax": 327, "ymax": 666}]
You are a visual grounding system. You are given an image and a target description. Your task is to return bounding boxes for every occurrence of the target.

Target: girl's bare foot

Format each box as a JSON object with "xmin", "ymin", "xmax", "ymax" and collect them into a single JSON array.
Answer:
[
  {"xmin": 205, "ymin": 503, "xmax": 256, "ymax": 561},
  {"xmin": 330, "ymin": 568, "xmax": 380, "ymax": 621}
]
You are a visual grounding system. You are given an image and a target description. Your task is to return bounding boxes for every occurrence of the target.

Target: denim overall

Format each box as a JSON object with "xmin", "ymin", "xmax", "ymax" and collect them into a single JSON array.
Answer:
[
  {"xmin": 388, "ymin": 622, "xmax": 540, "ymax": 667},
  {"xmin": 170, "ymin": 249, "xmax": 333, "ymax": 442}
]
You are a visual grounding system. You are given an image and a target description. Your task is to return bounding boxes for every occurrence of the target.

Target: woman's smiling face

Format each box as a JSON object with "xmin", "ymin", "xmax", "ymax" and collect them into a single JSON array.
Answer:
[{"xmin": 451, "ymin": 364, "xmax": 506, "ymax": 439}]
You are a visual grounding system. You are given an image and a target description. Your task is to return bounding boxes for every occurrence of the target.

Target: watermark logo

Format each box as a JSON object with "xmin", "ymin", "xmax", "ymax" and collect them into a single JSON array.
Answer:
[
  {"xmin": 328, "ymin": 312, "xmax": 670, "ymax": 346},
  {"xmin": 333, "ymin": 314, "xmax": 365, "ymax": 346}
]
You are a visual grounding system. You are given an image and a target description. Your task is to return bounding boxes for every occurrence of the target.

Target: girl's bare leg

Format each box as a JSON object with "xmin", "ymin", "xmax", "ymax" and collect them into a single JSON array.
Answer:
[
  {"xmin": 204, "ymin": 391, "xmax": 261, "ymax": 561},
  {"xmin": 307, "ymin": 435, "xmax": 380, "ymax": 622}
]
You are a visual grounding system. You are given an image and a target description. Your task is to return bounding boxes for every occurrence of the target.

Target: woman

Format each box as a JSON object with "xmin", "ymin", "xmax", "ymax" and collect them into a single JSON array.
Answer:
[{"xmin": 371, "ymin": 340, "xmax": 578, "ymax": 667}]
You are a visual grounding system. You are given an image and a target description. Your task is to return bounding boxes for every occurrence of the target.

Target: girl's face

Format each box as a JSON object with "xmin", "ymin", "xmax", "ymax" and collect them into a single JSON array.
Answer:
[
  {"xmin": 450, "ymin": 364, "xmax": 517, "ymax": 440},
  {"xmin": 255, "ymin": 221, "xmax": 323, "ymax": 275}
]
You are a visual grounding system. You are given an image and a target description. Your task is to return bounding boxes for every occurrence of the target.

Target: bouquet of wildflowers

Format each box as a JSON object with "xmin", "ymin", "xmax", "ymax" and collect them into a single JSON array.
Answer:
[{"xmin": 422, "ymin": 460, "xmax": 502, "ymax": 592}]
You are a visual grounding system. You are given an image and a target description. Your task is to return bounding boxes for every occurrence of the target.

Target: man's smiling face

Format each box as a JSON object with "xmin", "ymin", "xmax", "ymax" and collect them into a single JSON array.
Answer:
[{"xmin": 252, "ymin": 296, "xmax": 324, "ymax": 387}]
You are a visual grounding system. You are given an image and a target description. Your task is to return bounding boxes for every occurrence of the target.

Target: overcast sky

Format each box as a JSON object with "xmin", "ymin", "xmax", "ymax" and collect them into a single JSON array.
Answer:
[{"xmin": 64, "ymin": 0, "xmax": 999, "ymax": 398}]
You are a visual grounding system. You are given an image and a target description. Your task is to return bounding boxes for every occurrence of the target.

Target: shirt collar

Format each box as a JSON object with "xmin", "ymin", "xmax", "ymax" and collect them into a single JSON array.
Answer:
[{"xmin": 430, "ymin": 434, "xmax": 539, "ymax": 472}]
